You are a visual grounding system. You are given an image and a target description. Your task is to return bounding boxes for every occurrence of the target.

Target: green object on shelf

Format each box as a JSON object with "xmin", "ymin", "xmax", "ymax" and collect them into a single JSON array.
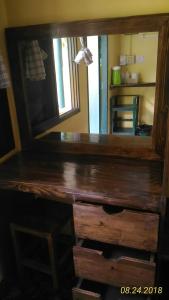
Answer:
[{"xmin": 112, "ymin": 66, "xmax": 121, "ymax": 85}]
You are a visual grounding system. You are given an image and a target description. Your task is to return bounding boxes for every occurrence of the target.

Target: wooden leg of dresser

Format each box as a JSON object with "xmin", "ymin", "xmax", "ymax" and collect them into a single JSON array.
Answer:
[{"xmin": 47, "ymin": 235, "xmax": 58, "ymax": 290}]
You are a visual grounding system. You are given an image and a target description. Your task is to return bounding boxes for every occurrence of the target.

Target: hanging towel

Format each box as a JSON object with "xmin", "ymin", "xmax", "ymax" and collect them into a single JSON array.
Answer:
[
  {"xmin": 74, "ymin": 37, "xmax": 93, "ymax": 66},
  {"xmin": 0, "ymin": 53, "xmax": 10, "ymax": 89},
  {"xmin": 25, "ymin": 40, "xmax": 48, "ymax": 81}
]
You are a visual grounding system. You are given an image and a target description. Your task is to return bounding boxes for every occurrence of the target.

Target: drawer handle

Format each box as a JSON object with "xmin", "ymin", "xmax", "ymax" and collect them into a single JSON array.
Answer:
[
  {"xmin": 99, "ymin": 221, "xmax": 104, "ymax": 226},
  {"xmin": 103, "ymin": 205, "xmax": 124, "ymax": 215}
]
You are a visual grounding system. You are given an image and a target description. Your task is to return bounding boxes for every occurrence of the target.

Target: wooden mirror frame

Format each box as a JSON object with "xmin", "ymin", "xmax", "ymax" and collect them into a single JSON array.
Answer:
[{"xmin": 6, "ymin": 13, "xmax": 169, "ymax": 155}]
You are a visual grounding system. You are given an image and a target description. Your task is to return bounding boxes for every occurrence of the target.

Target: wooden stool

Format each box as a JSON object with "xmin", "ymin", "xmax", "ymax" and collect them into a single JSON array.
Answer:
[{"xmin": 10, "ymin": 214, "xmax": 73, "ymax": 289}]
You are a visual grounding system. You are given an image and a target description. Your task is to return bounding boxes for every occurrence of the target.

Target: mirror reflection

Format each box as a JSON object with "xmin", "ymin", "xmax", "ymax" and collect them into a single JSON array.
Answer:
[{"xmin": 21, "ymin": 32, "xmax": 158, "ymax": 137}]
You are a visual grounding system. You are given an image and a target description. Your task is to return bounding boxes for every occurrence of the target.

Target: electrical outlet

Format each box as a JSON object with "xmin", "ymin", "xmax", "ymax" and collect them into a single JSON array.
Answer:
[
  {"xmin": 120, "ymin": 55, "xmax": 127, "ymax": 65},
  {"xmin": 126, "ymin": 55, "xmax": 135, "ymax": 65},
  {"xmin": 136, "ymin": 55, "xmax": 144, "ymax": 63}
]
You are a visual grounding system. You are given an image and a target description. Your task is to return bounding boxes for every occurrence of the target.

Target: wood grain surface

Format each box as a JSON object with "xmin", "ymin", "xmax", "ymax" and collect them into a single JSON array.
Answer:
[
  {"xmin": 0, "ymin": 152, "xmax": 162, "ymax": 212},
  {"xmin": 74, "ymin": 203, "xmax": 159, "ymax": 252},
  {"xmin": 73, "ymin": 246, "xmax": 155, "ymax": 287},
  {"xmin": 73, "ymin": 287, "xmax": 101, "ymax": 300}
]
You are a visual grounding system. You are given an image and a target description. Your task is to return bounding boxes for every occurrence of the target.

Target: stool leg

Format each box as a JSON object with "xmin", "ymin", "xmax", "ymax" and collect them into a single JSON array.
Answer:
[
  {"xmin": 47, "ymin": 235, "xmax": 58, "ymax": 289},
  {"xmin": 10, "ymin": 224, "xmax": 23, "ymax": 281}
]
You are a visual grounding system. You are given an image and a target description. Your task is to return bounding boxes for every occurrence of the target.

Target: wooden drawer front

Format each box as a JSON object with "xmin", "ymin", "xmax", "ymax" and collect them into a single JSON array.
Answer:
[
  {"xmin": 73, "ymin": 245, "xmax": 155, "ymax": 287},
  {"xmin": 72, "ymin": 280, "xmax": 148, "ymax": 300},
  {"xmin": 73, "ymin": 287, "xmax": 102, "ymax": 300},
  {"xmin": 73, "ymin": 203, "xmax": 159, "ymax": 252}
]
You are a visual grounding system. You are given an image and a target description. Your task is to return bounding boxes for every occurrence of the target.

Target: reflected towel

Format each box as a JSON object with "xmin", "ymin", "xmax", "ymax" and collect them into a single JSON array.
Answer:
[
  {"xmin": 0, "ymin": 54, "xmax": 10, "ymax": 89},
  {"xmin": 25, "ymin": 40, "xmax": 48, "ymax": 81}
]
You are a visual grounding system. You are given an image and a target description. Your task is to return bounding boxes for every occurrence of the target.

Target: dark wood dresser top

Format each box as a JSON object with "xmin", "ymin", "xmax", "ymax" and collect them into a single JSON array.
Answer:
[
  {"xmin": 0, "ymin": 151, "xmax": 163, "ymax": 213},
  {"xmin": 31, "ymin": 132, "xmax": 161, "ymax": 161}
]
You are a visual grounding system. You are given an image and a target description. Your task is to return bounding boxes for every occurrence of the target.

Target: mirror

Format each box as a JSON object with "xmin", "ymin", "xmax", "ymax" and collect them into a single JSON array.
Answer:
[
  {"xmin": 5, "ymin": 14, "xmax": 169, "ymax": 154},
  {"xmin": 75, "ymin": 32, "xmax": 158, "ymax": 136},
  {"xmin": 17, "ymin": 32, "xmax": 158, "ymax": 137},
  {"xmin": 17, "ymin": 37, "xmax": 80, "ymax": 136}
]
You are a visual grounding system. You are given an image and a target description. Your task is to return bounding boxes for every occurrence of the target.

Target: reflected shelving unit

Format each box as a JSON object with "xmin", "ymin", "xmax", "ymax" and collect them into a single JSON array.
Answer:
[
  {"xmin": 110, "ymin": 95, "xmax": 140, "ymax": 136},
  {"xmin": 110, "ymin": 82, "xmax": 156, "ymax": 89}
]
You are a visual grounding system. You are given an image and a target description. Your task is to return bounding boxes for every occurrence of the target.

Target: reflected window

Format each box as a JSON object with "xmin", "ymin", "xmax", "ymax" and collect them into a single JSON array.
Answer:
[
  {"xmin": 53, "ymin": 38, "xmax": 79, "ymax": 116},
  {"xmin": 87, "ymin": 36, "xmax": 108, "ymax": 134}
]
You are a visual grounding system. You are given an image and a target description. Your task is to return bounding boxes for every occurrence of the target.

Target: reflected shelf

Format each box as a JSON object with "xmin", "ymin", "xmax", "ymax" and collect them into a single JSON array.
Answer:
[
  {"xmin": 110, "ymin": 82, "xmax": 156, "ymax": 89},
  {"xmin": 111, "ymin": 128, "xmax": 135, "ymax": 135}
]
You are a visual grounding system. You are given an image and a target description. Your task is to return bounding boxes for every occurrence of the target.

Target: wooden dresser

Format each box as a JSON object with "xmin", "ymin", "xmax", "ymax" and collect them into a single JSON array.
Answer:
[
  {"xmin": 0, "ymin": 134, "xmax": 164, "ymax": 299},
  {"xmin": 71, "ymin": 157, "xmax": 162, "ymax": 299},
  {"xmin": 3, "ymin": 12, "xmax": 169, "ymax": 299}
]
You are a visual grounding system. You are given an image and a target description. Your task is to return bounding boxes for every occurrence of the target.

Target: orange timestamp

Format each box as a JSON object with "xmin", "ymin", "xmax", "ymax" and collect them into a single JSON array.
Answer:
[{"xmin": 120, "ymin": 286, "xmax": 163, "ymax": 295}]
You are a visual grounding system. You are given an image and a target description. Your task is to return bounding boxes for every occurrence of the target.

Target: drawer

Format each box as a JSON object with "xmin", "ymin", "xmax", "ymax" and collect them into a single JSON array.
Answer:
[
  {"xmin": 73, "ymin": 279, "xmax": 102, "ymax": 300},
  {"xmin": 73, "ymin": 240, "xmax": 155, "ymax": 287},
  {"xmin": 73, "ymin": 279, "xmax": 148, "ymax": 300},
  {"xmin": 73, "ymin": 203, "xmax": 159, "ymax": 252}
]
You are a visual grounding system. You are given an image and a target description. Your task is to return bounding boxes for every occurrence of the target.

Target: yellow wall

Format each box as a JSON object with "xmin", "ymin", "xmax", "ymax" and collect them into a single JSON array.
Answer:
[
  {"xmin": 120, "ymin": 33, "xmax": 158, "ymax": 83},
  {"xmin": 5, "ymin": 0, "xmax": 169, "ymax": 26},
  {"xmin": 119, "ymin": 33, "xmax": 158, "ymax": 125},
  {"xmin": 0, "ymin": 0, "xmax": 7, "ymax": 48},
  {"xmin": 1, "ymin": 0, "xmax": 169, "ymax": 150}
]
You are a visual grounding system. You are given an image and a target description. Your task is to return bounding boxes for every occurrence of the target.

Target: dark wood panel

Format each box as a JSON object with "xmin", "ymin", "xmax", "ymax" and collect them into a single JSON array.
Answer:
[
  {"xmin": 53, "ymin": 14, "xmax": 169, "ymax": 37},
  {"xmin": 73, "ymin": 245, "xmax": 155, "ymax": 287},
  {"xmin": 73, "ymin": 287, "xmax": 101, "ymax": 300},
  {"xmin": 73, "ymin": 203, "xmax": 159, "ymax": 252},
  {"xmin": 5, "ymin": 14, "xmax": 169, "ymax": 39},
  {"xmin": 0, "ymin": 152, "xmax": 162, "ymax": 212},
  {"xmin": 163, "ymin": 114, "xmax": 169, "ymax": 197},
  {"xmin": 152, "ymin": 21, "xmax": 169, "ymax": 155},
  {"xmin": 0, "ymin": 89, "xmax": 15, "ymax": 157},
  {"xmin": 6, "ymin": 37, "xmax": 33, "ymax": 145},
  {"xmin": 23, "ymin": 39, "xmax": 59, "ymax": 134},
  {"xmin": 0, "ymin": 190, "xmax": 20, "ymax": 280}
]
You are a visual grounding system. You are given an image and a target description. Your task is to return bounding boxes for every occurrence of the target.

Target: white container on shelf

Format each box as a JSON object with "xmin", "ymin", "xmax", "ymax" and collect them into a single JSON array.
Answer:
[
  {"xmin": 126, "ymin": 72, "xmax": 139, "ymax": 84},
  {"xmin": 131, "ymin": 72, "xmax": 139, "ymax": 83}
]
